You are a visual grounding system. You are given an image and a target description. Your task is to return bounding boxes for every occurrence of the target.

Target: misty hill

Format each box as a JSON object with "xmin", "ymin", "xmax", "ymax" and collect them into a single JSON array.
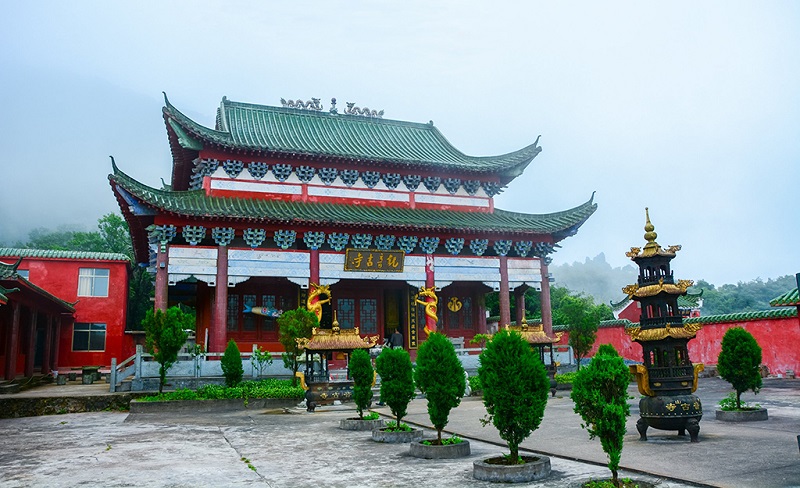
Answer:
[{"xmin": 551, "ymin": 253, "xmax": 637, "ymax": 306}]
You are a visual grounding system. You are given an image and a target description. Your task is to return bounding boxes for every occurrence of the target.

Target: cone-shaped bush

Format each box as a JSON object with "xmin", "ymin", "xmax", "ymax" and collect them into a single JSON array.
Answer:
[
  {"xmin": 478, "ymin": 329, "xmax": 549, "ymax": 464},
  {"xmin": 415, "ymin": 332, "xmax": 466, "ymax": 443},
  {"xmin": 376, "ymin": 347, "xmax": 415, "ymax": 427},
  {"xmin": 571, "ymin": 344, "xmax": 630, "ymax": 487},
  {"xmin": 350, "ymin": 348, "xmax": 374, "ymax": 419},
  {"xmin": 717, "ymin": 327, "xmax": 763, "ymax": 409},
  {"xmin": 221, "ymin": 340, "xmax": 244, "ymax": 387}
]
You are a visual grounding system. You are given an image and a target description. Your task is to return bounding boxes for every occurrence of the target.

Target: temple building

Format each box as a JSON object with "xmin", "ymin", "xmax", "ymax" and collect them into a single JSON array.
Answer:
[{"xmin": 110, "ymin": 95, "xmax": 596, "ymax": 354}]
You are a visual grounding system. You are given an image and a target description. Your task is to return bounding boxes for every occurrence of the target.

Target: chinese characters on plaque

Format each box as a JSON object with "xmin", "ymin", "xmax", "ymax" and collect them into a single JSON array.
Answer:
[{"xmin": 344, "ymin": 249, "xmax": 405, "ymax": 272}]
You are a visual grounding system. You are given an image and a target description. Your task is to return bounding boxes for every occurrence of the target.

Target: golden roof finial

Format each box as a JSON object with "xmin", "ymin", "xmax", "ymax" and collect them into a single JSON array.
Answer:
[
  {"xmin": 332, "ymin": 311, "xmax": 340, "ymax": 334},
  {"xmin": 642, "ymin": 207, "xmax": 661, "ymax": 256}
]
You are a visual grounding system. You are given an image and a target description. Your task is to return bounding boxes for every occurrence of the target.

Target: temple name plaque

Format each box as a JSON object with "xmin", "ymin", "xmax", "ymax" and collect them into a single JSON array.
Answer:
[{"xmin": 344, "ymin": 249, "xmax": 404, "ymax": 272}]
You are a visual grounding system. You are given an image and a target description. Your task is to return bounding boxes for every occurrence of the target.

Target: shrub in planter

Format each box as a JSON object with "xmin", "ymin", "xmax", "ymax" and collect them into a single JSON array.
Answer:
[
  {"xmin": 717, "ymin": 327, "xmax": 762, "ymax": 410},
  {"xmin": 350, "ymin": 348, "xmax": 374, "ymax": 419},
  {"xmin": 478, "ymin": 329, "xmax": 549, "ymax": 464},
  {"xmin": 142, "ymin": 306, "xmax": 194, "ymax": 393},
  {"xmin": 375, "ymin": 347, "xmax": 415, "ymax": 429},
  {"xmin": 571, "ymin": 344, "xmax": 630, "ymax": 488},
  {"xmin": 414, "ymin": 332, "xmax": 466, "ymax": 444},
  {"xmin": 221, "ymin": 340, "xmax": 244, "ymax": 387}
]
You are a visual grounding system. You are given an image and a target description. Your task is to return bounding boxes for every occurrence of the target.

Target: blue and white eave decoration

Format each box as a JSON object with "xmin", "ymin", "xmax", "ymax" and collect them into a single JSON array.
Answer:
[
  {"xmin": 243, "ymin": 228, "xmax": 266, "ymax": 248},
  {"xmin": 445, "ymin": 237, "xmax": 465, "ymax": 255},
  {"xmin": 273, "ymin": 230, "xmax": 297, "ymax": 250},
  {"xmin": 303, "ymin": 231, "xmax": 326, "ymax": 250},
  {"xmin": 396, "ymin": 235, "xmax": 418, "ymax": 254},
  {"xmin": 350, "ymin": 233, "xmax": 373, "ymax": 249},
  {"xmin": 212, "ymin": 227, "xmax": 235, "ymax": 246},
  {"xmin": 182, "ymin": 225, "xmax": 206, "ymax": 246},
  {"xmin": 419, "ymin": 237, "xmax": 440, "ymax": 254},
  {"xmin": 493, "ymin": 239, "xmax": 512, "ymax": 257},
  {"xmin": 327, "ymin": 232, "xmax": 350, "ymax": 251},
  {"xmin": 469, "ymin": 239, "xmax": 489, "ymax": 256},
  {"xmin": 374, "ymin": 234, "xmax": 396, "ymax": 251}
]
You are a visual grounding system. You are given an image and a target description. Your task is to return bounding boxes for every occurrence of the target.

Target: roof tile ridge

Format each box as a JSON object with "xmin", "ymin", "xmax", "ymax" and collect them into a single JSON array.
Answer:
[
  {"xmin": 494, "ymin": 194, "xmax": 597, "ymax": 220},
  {"xmin": 163, "ymin": 99, "xmax": 232, "ymax": 139}
]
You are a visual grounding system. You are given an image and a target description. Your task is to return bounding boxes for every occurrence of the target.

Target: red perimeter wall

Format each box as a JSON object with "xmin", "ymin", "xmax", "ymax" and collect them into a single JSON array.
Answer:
[{"xmin": 559, "ymin": 314, "xmax": 800, "ymax": 375}]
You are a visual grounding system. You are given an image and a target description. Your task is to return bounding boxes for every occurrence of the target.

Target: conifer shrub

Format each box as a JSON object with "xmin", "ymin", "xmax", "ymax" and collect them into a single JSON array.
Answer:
[
  {"xmin": 571, "ymin": 344, "xmax": 630, "ymax": 488},
  {"xmin": 221, "ymin": 340, "xmax": 244, "ymax": 387},
  {"xmin": 375, "ymin": 347, "xmax": 415, "ymax": 429},
  {"xmin": 414, "ymin": 332, "xmax": 466, "ymax": 443},
  {"xmin": 717, "ymin": 327, "xmax": 763, "ymax": 410},
  {"xmin": 478, "ymin": 329, "xmax": 549, "ymax": 464},
  {"xmin": 277, "ymin": 308, "xmax": 318, "ymax": 386},
  {"xmin": 350, "ymin": 348, "xmax": 374, "ymax": 419},
  {"xmin": 142, "ymin": 306, "xmax": 194, "ymax": 393}
]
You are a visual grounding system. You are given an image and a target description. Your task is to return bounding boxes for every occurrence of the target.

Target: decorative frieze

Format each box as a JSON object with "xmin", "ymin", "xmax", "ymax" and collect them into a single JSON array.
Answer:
[
  {"xmin": 532, "ymin": 242, "xmax": 558, "ymax": 258},
  {"xmin": 212, "ymin": 227, "xmax": 236, "ymax": 246},
  {"xmin": 340, "ymin": 169, "xmax": 359, "ymax": 187},
  {"xmin": 319, "ymin": 168, "xmax": 338, "ymax": 185},
  {"xmin": 327, "ymin": 232, "xmax": 350, "ymax": 251},
  {"xmin": 190, "ymin": 159, "xmax": 219, "ymax": 190},
  {"xmin": 396, "ymin": 235, "xmax": 418, "ymax": 254},
  {"xmin": 374, "ymin": 234, "xmax": 396, "ymax": 251},
  {"xmin": 247, "ymin": 161, "xmax": 269, "ymax": 180},
  {"xmin": 296, "ymin": 165, "xmax": 316, "ymax": 183},
  {"xmin": 482, "ymin": 181, "xmax": 502, "ymax": 197},
  {"xmin": 182, "ymin": 225, "xmax": 206, "ymax": 246},
  {"xmin": 382, "ymin": 173, "xmax": 401, "ymax": 190},
  {"xmin": 514, "ymin": 240, "xmax": 533, "ymax": 257},
  {"xmin": 403, "ymin": 174, "xmax": 421, "ymax": 192},
  {"xmin": 423, "ymin": 176, "xmax": 441, "ymax": 193},
  {"xmin": 222, "ymin": 160, "xmax": 244, "ymax": 178},
  {"xmin": 272, "ymin": 163, "xmax": 293, "ymax": 182},
  {"xmin": 148, "ymin": 224, "xmax": 177, "ymax": 252},
  {"xmin": 243, "ymin": 228, "xmax": 266, "ymax": 248},
  {"xmin": 445, "ymin": 237, "xmax": 465, "ymax": 255},
  {"xmin": 303, "ymin": 231, "xmax": 326, "ymax": 250},
  {"xmin": 419, "ymin": 237, "xmax": 440, "ymax": 254},
  {"xmin": 469, "ymin": 238, "xmax": 489, "ymax": 256},
  {"xmin": 362, "ymin": 171, "xmax": 381, "ymax": 189},
  {"xmin": 463, "ymin": 180, "xmax": 481, "ymax": 196},
  {"xmin": 351, "ymin": 233, "xmax": 373, "ymax": 249},
  {"xmin": 273, "ymin": 229, "xmax": 297, "ymax": 250},
  {"xmin": 493, "ymin": 239, "xmax": 512, "ymax": 256},
  {"xmin": 443, "ymin": 178, "xmax": 461, "ymax": 194}
]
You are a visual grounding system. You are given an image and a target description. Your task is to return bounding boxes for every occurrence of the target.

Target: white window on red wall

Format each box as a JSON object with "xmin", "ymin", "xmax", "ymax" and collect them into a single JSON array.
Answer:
[
  {"xmin": 73, "ymin": 323, "xmax": 106, "ymax": 351},
  {"xmin": 78, "ymin": 268, "xmax": 110, "ymax": 297}
]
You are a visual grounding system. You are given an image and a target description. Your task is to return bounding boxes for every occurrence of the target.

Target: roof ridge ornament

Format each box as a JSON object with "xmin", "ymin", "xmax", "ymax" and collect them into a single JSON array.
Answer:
[
  {"xmin": 280, "ymin": 97, "xmax": 323, "ymax": 111},
  {"xmin": 345, "ymin": 102, "xmax": 384, "ymax": 118}
]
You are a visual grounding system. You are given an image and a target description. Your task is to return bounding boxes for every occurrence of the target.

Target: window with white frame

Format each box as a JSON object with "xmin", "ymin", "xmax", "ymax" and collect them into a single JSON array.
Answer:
[
  {"xmin": 78, "ymin": 268, "xmax": 109, "ymax": 297},
  {"xmin": 72, "ymin": 323, "xmax": 106, "ymax": 351}
]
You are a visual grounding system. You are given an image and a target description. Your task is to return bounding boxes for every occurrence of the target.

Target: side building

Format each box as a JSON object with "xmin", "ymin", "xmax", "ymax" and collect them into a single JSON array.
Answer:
[
  {"xmin": 0, "ymin": 249, "xmax": 130, "ymax": 378},
  {"xmin": 110, "ymin": 95, "xmax": 596, "ymax": 355}
]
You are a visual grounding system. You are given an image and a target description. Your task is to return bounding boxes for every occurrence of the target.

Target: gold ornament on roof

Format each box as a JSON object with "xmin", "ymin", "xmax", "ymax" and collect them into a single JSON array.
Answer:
[
  {"xmin": 624, "ymin": 321, "xmax": 703, "ymax": 342},
  {"xmin": 504, "ymin": 317, "xmax": 563, "ymax": 344},
  {"xmin": 622, "ymin": 278, "xmax": 694, "ymax": 299},
  {"xmin": 626, "ymin": 208, "xmax": 682, "ymax": 259}
]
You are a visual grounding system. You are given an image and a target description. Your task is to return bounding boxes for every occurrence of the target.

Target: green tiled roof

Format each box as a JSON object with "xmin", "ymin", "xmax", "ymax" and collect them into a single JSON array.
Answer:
[
  {"xmin": 770, "ymin": 288, "xmax": 800, "ymax": 307},
  {"xmin": 0, "ymin": 248, "xmax": 129, "ymax": 262},
  {"xmin": 0, "ymin": 258, "xmax": 22, "ymax": 279},
  {"xmin": 683, "ymin": 308, "xmax": 797, "ymax": 325},
  {"xmin": 110, "ymin": 164, "xmax": 597, "ymax": 237},
  {"xmin": 164, "ymin": 95, "xmax": 542, "ymax": 178}
]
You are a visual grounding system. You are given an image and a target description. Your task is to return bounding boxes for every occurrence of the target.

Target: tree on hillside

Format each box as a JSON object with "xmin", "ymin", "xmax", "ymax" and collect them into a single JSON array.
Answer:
[
  {"xmin": 142, "ymin": 306, "xmax": 194, "ymax": 393},
  {"xmin": 557, "ymin": 294, "xmax": 612, "ymax": 369},
  {"xmin": 696, "ymin": 276, "xmax": 796, "ymax": 315}
]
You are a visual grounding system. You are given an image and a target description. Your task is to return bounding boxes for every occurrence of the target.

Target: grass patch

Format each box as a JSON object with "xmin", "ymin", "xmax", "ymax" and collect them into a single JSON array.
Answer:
[{"xmin": 140, "ymin": 379, "xmax": 304, "ymax": 402}]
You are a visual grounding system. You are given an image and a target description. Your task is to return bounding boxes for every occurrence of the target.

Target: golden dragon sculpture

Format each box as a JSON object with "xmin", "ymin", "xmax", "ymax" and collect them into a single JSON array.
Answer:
[
  {"xmin": 306, "ymin": 283, "xmax": 331, "ymax": 323},
  {"xmin": 414, "ymin": 286, "xmax": 438, "ymax": 335}
]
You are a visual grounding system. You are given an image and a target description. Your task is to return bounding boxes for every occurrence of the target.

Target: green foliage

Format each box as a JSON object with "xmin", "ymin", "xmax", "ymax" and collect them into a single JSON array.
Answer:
[
  {"xmin": 696, "ymin": 276, "xmax": 796, "ymax": 315},
  {"xmin": 384, "ymin": 420, "xmax": 412, "ymax": 432},
  {"xmin": 141, "ymin": 379, "xmax": 304, "ymax": 402},
  {"xmin": 718, "ymin": 392, "xmax": 761, "ymax": 411},
  {"xmin": 277, "ymin": 308, "xmax": 318, "ymax": 385},
  {"xmin": 349, "ymin": 348, "xmax": 374, "ymax": 419},
  {"xmin": 468, "ymin": 375, "xmax": 482, "ymax": 394},
  {"xmin": 362, "ymin": 412, "xmax": 380, "ymax": 421},
  {"xmin": 221, "ymin": 340, "xmax": 244, "ymax": 387},
  {"xmin": 717, "ymin": 327, "xmax": 763, "ymax": 409},
  {"xmin": 376, "ymin": 347, "xmax": 415, "ymax": 426},
  {"xmin": 422, "ymin": 435, "xmax": 463, "ymax": 446},
  {"xmin": 554, "ymin": 372, "xmax": 578, "ymax": 384},
  {"xmin": 469, "ymin": 333, "xmax": 493, "ymax": 348},
  {"xmin": 478, "ymin": 329, "xmax": 549, "ymax": 464},
  {"xmin": 559, "ymin": 294, "xmax": 610, "ymax": 369},
  {"xmin": 571, "ymin": 344, "xmax": 631, "ymax": 487},
  {"xmin": 250, "ymin": 346, "xmax": 273, "ymax": 378},
  {"xmin": 414, "ymin": 332, "xmax": 466, "ymax": 443},
  {"xmin": 142, "ymin": 306, "xmax": 194, "ymax": 393}
]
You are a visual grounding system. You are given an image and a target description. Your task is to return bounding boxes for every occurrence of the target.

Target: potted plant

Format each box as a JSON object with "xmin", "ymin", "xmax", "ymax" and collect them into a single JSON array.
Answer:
[
  {"xmin": 410, "ymin": 332, "xmax": 469, "ymax": 458},
  {"xmin": 372, "ymin": 347, "xmax": 421, "ymax": 443},
  {"xmin": 339, "ymin": 348, "xmax": 384, "ymax": 431},
  {"xmin": 715, "ymin": 327, "xmax": 768, "ymax": 421},
  {"xmin": 571, "ymin": 344, "xmax": 631, "ymax": 488},
  {"xmin": 473, "ymin": 329, "xmax": 551, "ymax": 482}
]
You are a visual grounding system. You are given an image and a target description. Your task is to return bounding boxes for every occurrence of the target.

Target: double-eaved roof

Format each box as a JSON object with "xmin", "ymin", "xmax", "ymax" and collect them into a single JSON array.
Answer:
[{"xmin": 164, "ymin": 95, "xmax": 542, "ymax": 188}]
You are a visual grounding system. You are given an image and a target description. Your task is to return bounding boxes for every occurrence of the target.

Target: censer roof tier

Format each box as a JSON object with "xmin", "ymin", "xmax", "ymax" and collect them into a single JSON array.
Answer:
[
  {"xmin": 503, "ymin": 318, "xmax": 562, "ymax": 344},
  {"xmin": 625, "ymin": 208, "xmax": 683, "ymax": 260}
]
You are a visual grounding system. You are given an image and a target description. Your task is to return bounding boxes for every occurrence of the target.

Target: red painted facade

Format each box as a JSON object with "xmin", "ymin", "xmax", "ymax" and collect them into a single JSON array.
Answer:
[
  {"xmin": 559, "ymin": 312, "xmax": 800, "ymax": 375},
  {"xmin": 0, "ymin": 254, "xmax": 130, "ymax": 372}
]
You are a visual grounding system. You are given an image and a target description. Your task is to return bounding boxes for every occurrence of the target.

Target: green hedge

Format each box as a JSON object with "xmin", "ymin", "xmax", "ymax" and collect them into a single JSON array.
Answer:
[{"xmin": 140, "ymin": 379, "xmax": 304, "ymax": 402}]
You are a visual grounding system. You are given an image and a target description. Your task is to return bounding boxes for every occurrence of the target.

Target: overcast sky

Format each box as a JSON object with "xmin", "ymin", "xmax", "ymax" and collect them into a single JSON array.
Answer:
[{"xmin": 1, "ymin": 1, "xmax": 798, "ymax": 286}]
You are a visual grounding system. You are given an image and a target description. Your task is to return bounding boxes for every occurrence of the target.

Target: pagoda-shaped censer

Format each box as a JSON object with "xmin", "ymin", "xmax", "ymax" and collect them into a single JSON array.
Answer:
[{"xmin": 624, "ymin": 209, "xmax": 705, "ymax": 442}]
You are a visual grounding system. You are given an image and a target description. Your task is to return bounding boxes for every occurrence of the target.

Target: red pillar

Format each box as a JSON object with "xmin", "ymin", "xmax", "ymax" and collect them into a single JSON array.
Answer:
[
  {"xmin": 54, "ymin": 314, "xmax": 68, "ymax": 371},
  {"xmin": 540, "ymin": 258, "xmax": 553, "ymax": 336},
  {"xmin": 499, "ymin": 256, "xmax": 511, "ymax": 327},
  {"xmin": 477, "ymin": 292, "xmax": 488, "ymax": 335},
  {"xmin": 424, "ymin": 255, "xmax": 437, "ymax": 335},
  {"xmin": 514, "ymin": 287, "xmax": 526, "ymax": 325},
  {"xmin": 309, "ymin": 249, "xmax": 320, "ymax": 286},
  {"xmin": 210, "ymin": 246, "xmax": 229, "ymax": 353},
  {"xmin": 154, "ymin": 245, "xmax": 169, "ymax": 312},
  {"xmin": 41, "ymin": 315, "xmax": 53, "ymax": 374},
  {"xmin": 4, "ymin": 302, "xmax": 20, "ymax": 380},
  {"xmin": 24, "ymin": 311, "xmax": 36, "ymax": 377}
]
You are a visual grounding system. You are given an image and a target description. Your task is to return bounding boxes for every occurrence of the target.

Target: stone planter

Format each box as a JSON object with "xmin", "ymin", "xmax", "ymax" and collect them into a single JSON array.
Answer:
[
  {"xmin": 339, "ymin": 418, "xmax": 385, "ymax": 431},
  {"xmin": 473, "ymin": 455, "xmax": 551, "ymax": 483},
  {"xmin": 715, "ymin": 408, "xmax": 768, "ymax": 422},
  {"xmin": 371, "ymin": 427, "xmax": 424, "ymax": 443},
  {"xmin": 409, "ymin": 439, "xmax": 470, "ymax": 459}
]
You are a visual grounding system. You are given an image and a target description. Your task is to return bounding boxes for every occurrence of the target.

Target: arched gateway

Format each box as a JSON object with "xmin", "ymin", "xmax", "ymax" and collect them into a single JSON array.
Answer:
[{"xmin": 110, "ymin": 95, "xmax": 596, "ymax": 355}]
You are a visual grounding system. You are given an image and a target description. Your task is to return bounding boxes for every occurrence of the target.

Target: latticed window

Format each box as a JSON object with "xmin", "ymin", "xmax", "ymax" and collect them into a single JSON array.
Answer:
[
  {"xmin": 73, "ymin": 323, "xmax": 106, "ymax": 351},
  {"xmin": 360, "ymin": 299, "xmax": 377, "ymax": 334},
  {"xmin": 243, "ymin": 295, "xmax": 257, "ymax": 331},
  {"xmin": 227, "ymin": 295, "xmax": 239, "ymax": 331},
  {"xmin": 337, "ymin": 299, "xmax": 355, "ymax": 329},
  {"xmin": 262, "ymin": 295, "xmax": 277, "ymax": 331},
  {"xmin": 78, "ymin": 268, "xmax": 109, "ymax": 297}
]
